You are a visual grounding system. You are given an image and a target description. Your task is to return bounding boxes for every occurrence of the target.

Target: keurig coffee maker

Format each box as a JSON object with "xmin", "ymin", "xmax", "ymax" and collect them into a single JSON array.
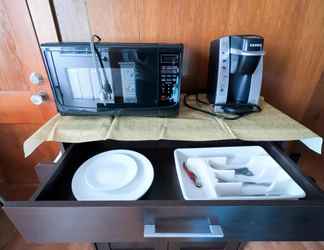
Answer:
[{"xmin": 208, "ymin": 35, "xmax": 265, "ymax": 114}]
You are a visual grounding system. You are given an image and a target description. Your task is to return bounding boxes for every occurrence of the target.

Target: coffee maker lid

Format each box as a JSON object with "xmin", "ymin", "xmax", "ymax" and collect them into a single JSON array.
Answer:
[{"xmin": 230, "ymin": 34, "xmax": 264, "ymax": 52}]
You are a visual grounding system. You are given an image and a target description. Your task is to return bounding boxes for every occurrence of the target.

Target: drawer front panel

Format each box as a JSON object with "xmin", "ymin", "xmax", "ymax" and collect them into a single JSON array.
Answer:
[
  {"xmin": 144, "ymin": 205, "xmax": 324, "ymax": 241},
  {"xmin": 4, "ymin": 206, "xmax": 143, "ymax": 243},
  {"xmin": 4, "ymin": 203, "xmax": 324, "ymax": 242}
]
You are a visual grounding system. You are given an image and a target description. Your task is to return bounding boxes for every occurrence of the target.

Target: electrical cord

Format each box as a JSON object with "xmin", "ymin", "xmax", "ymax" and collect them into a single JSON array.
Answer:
[
  {"xmin": 196, "ymin": 94, "xmax": 210, "ymax": 105},
  {"xmin": 184, "ymin": 94, "xmax": 240, "ymax": 120},
  {"xmin": 184, "ymin": 94, "xmax": 262, "ymax": 120},
  {"xmin": 92, "ymin": 35, "xmax": 113, "ymax": 97},
  {"xmin": 84, "ymin": 0, "xmax": 111, "ymax": 101},
  {"xmin": 0, "ymin": 195, "xmax": 5, "ymax": 206}
]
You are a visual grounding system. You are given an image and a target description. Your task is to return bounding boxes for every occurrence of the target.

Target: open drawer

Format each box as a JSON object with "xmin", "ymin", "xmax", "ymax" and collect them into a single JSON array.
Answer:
[{"xmin": 3, "ymin": 140, "xmax": 324, "ymax": 242}]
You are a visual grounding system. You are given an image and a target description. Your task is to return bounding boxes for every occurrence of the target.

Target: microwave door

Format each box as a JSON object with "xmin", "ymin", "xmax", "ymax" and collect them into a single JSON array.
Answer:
[
  {"xmin": 106, "ymin": 48, "xmax": 159, "ymax": 107},
  {"xmin": 48, "ymin": 46, "xmax": 159, "ymax": 111},
  {"xmin": 51, "ymin": 51, "xmax": 116, "ymax": 110}
]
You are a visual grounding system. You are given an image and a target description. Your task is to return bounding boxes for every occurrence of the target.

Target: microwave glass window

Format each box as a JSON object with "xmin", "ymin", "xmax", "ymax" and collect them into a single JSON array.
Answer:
[
  {"xmin": 66, "ymin": 67, "xmax": 114, "ymax": 102},
  {"xmin": 107, "ymin": 49, "xmax": 157, "ymax": 106},
  {"xmin": 119, "ymin": 62, "xmax": 137, "ymax": 103},
  {"xmin": 48, "ymin": 47, "xmax": 158, "ymax": 108},
  {"xmin": 42, "ymin": 43, "xmax": 182, "ymax": 115},
  {"xmin": 65, "ymin": 65, "xmax": 139, "ymax": 104}
]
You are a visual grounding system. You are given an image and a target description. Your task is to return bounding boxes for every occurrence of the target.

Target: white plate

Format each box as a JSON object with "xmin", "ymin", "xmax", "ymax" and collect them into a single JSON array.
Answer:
[
  {"xmin": 174, "ymin": 146, "xmax": 306, "ymax": 200},
  {"xmin": 72, "ymin": 150, "xmax": 154, "ymax": 200},
  {"xmin": 85, "ymin": 153, "xmax": 138, "ymax": 191}
]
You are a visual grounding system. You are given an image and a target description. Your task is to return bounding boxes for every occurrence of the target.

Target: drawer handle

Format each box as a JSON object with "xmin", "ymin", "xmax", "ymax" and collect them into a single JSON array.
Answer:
[{"xmin": 144, "ymin": 224, "xmax": 224, "ymax": 238}]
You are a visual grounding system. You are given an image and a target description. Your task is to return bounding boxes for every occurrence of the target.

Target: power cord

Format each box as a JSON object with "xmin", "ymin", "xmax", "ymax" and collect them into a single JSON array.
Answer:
[
  {"xmin": 92, "ymin": 35, "xmax": 113, "ymax": 98},
  {"xmin": 0, "ymin": 195, "xmax": 5, "ymax": 206},
  {"xmin": 184, "ymin": 94, "xmax": 262, "ymax": 120},
  {"xmin": 84, "ymin": 0, "xmax": 112, "ymax": 101}
]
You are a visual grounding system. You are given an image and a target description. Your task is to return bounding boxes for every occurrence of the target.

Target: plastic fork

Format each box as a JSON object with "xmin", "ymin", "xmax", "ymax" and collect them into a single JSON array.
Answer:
[{"xmin": 234, "ymin": 167, "xmax": 254, "ymax": 176}]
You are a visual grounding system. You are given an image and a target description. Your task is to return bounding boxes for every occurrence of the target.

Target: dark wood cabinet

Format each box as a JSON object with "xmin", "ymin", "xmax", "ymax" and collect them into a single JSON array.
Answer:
[
  {"xmin": 95, "ymin": 241, "xmax": 242, "ymax": 250},
  {"xmin": 168, "ymin": 241, "xmax": 243, "ymax": 250},
  {"xmin": 3, "ymin": 140, "xmax": 324, "ymax": 245}
]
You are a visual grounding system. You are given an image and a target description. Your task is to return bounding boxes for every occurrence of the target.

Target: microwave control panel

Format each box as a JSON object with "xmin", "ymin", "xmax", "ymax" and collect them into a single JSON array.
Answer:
[{"xmin": 159, "ymin": 53, "xmax": 181, "ymax": 105}]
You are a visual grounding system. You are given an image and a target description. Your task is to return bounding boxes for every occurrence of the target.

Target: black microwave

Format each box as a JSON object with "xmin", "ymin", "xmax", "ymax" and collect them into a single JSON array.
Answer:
[{"xmin": 41, "ymin": 43, "xmax": 183, "ymax": 116}]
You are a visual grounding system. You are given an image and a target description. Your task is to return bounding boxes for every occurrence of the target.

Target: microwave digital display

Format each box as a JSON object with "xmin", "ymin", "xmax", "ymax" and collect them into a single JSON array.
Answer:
[{"xmin": 161, "ymin": 54, "xmax": 179, "ymax": 64}]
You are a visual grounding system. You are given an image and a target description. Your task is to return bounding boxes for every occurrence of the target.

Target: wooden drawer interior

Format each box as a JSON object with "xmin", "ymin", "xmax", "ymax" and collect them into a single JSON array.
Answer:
[
  {"xmin": 34, "ymin": 140, "xmax": 184, "ymax": 201},
  {"xmin": 4, "ymin": 140, "xmax": 324, "ymax": 242},
  {"xmin": 33, "ymin": 140, "xmax": 324, "ymax": 202}
]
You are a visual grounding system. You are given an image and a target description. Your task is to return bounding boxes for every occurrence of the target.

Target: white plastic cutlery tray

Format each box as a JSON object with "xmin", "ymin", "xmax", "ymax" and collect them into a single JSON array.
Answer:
[{"xmin": 174, "ymin": 146, "xmax": 306, "ymax": 200}]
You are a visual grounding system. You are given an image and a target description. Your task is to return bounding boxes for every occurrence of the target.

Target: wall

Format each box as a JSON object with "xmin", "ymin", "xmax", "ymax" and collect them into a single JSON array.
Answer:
[
  {"xmin": 47, "ymin": 0, "xmax": 324, "ymax": 125},
  {"xmin": 0, "ymin": 0, "xmax": 59, "ymax": 200}
]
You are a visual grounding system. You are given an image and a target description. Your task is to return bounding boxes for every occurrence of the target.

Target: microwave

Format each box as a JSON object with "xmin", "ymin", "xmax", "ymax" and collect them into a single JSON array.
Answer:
[{"xmin": 41, "ymin": 43, "xmax": 183, "ymax": 116}]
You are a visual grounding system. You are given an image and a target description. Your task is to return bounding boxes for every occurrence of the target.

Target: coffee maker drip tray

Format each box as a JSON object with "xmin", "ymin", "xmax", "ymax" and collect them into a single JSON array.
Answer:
[{"xmin": 222, "ymin": 103, "xmax": 261, "ymax": 115}]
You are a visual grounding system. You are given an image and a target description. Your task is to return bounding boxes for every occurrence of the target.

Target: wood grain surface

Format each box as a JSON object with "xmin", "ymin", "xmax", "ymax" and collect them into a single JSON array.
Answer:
[
  {"xmin": 0, "ymin": 1, "xmax": 320, "ymax": 249},
  {"xmin": 1, "ymin": 0, "xmax": 320, "ymax": 199},
  {"xmin": 26, "ymin": 0, "xmax": 59, "ymax": 44},
  {"xmin": 2, "ymin": 0, "xmax": 321, "ymax": 195},
  {"xmin": 0, "ymin": 0, "xmax": 59, "ymax": 200},
  {"xmin": 0, "ymin": 2, "xmax": 321, "ymax": 249},
  {"xmin": 0, "ymin": 0, "xmax": 58, "ymax": 123},
  {"xmin": 0, "ymin": 124, "xmax": 58, "ymax": 187},
  {"xmin": 51, "ymin": 0, "xmax": 324, "ymax": 122}
]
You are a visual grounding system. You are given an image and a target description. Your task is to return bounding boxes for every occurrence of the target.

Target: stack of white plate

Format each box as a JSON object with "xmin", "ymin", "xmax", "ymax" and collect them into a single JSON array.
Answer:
[{"xmin": 71, "ymin": 150, "xmax": 154, "ymax": 201}]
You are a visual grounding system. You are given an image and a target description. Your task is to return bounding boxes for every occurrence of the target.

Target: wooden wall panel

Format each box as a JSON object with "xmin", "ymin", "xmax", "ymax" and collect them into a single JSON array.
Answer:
[
  {"xmin": 0, "ymin": 0, "xmax": 58, "ymax": 120},
  {"xmin": 0, "ymin": 2, "xmax": 29, "ymax": 91},
  {"xmin": 302, "ymin": 72, "xmax": 324, "ymax": 136},
  {"xmin": 27, "ymin": 0, "xmax": 59, "ymax": 43},
  {"xmin": 88, "ymin": 0, "xmax": 140, "ymax": 42},
  {"xmin": 139, "ymin": 0, "xmax": 223, "ymax": 92},
  {"xmin": 0, "ymin": 0, "xmax": 45, "ymax": 92},
  {"xmin": 138, "ymin": 0, "xmax": 324, "ymax": 120},
  {"xmin": 0, "ymin": 1, "xmax": 59, "ymax": 199},
  {"xmin": 0, "ymin": 125, "xmax": 59, "ymax": 186},
  {"xmin": 0, "ymin": 91, "xmax": 57, "ymax": 124},
  {"xmin": 53, "ymin": 0, "xmax": 90, "ymax": 41},
  {"xmin": 52, "ymin": 0, "xmax": 324, "ymax": 122},
  {"xmin": 0, "ymin": 165, "xmax": 8, "ymax": 199}
]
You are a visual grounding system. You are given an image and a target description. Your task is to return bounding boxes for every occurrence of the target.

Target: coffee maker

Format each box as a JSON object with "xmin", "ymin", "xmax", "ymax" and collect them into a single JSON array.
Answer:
[{"xmin": 208, "ymin": 35, "xmax": 265, "ymax": 114}]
